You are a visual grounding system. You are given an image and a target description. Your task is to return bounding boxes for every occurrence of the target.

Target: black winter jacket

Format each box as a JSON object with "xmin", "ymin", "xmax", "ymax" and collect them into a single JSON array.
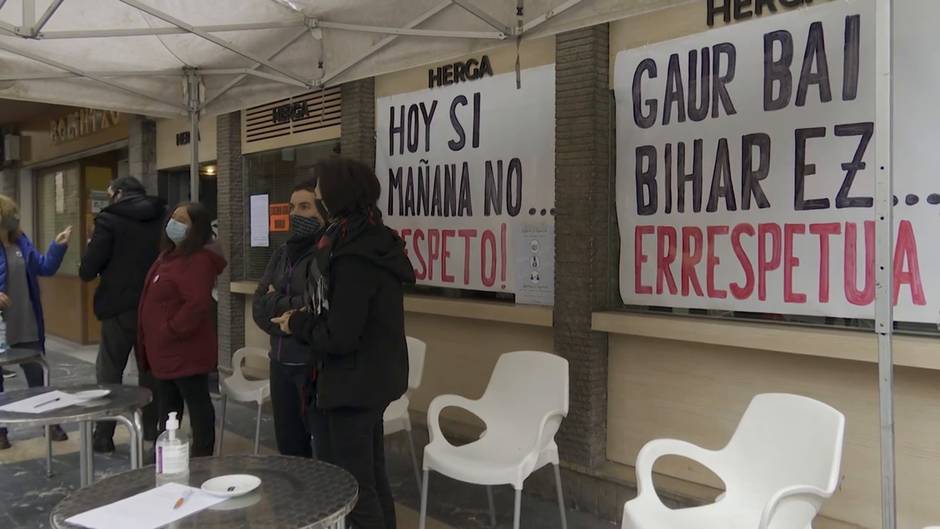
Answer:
[
  {"xmin": 252, "ymin": 234, "xmax": 319, "ymax": 366},
  {"xmin": 79, "ymin": 194, "xmax": 166, "ymax": 320},
  {"xmin": 289, "ymin": 223, "xmax": 416, "ymax": 410}
]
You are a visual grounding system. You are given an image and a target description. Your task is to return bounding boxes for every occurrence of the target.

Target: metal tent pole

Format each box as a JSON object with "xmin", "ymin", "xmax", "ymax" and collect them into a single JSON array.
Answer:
[
  {"xmin": 185, "ymin": 68, "xmax": 201, "ymax": 202},
  {"xmin": 874, "ymin": 0, "xmax": 896, "ymax": 528}
]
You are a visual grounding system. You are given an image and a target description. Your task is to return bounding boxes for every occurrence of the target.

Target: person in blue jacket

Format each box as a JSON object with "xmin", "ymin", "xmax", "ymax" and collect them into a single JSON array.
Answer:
[{"xmin": 0, "ymin": 193, "xmax": 73, "ymax": 450}]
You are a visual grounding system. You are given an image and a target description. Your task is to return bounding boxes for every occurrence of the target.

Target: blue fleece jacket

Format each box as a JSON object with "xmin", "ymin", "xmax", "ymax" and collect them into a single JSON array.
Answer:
[{"xmin": 0, "ymin": 234, "xmax": 67, "ymax": 352}]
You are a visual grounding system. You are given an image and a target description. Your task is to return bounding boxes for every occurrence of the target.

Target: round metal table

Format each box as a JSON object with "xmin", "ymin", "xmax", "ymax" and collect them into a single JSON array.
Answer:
[
  {"xmin": 0, "ymin": 347, "xmax": 53, "ymax": 475},
  {"xmin": 50, "ymin": 455, "xmax": 359, "ymax": 529},
  {"xmin": 0, "ymin": 384, "xmax": 151, "ymax": 487}
]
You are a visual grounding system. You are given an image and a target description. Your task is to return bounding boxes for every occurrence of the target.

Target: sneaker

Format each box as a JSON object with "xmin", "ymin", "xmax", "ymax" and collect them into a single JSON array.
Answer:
[
  {"xmin": 49, "ymin": 424, "xmax": 69, "ymax": 442},
  {"xmin": 0, "ymin": 430, "xmax": 10, "ymax": 450},
  {"xmin": 93, "ymin": 435, "xmax": 115, "ymax": 454}
]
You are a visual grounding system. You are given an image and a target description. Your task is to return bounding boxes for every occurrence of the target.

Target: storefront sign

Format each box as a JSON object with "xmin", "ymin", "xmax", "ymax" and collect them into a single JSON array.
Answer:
[
  {"xmin": 49, "ymin": 108, "xmax": 122, "ymax": 145},
  {"xmin": 615, "ymin": 0, "xmax": 939, "ymax": 323},
  {"xmin": 175, "ymin": 130, "xmax": 201, "ymax": 146},
  {"xmin": 272, "ymin": 101, "xmax": 308, "ymax": 124},
  {"xmin": 428, "ymin": 55, "xmax": 494, "ymax": 89},
  {"xmin": 377, "ymin": 64, "xmax": 555, "ymax": 293},
  {"xmin": 706, "ymin": 0, "xmax": 814, "ymax": 27}
]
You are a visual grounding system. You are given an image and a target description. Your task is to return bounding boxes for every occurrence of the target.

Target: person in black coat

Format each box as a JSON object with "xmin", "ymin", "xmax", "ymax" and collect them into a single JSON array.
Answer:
[
  {"xmin": 252, "ymin": 177, "xmax": 324, "ymax": 458},
  {"xmin": 79, "ymin": 176, "xmax": 166, "ymax": 452},
  {"xmin": 274, "ymin": 158, "xmax": 415, "ymax": 529}
]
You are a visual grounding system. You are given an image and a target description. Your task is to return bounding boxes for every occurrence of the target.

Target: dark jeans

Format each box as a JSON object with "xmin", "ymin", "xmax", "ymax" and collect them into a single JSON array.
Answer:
[
  {"xmin": 310, "ymin": 406, "xmax": 395, "ymax": 529},
  {"xmin": 155, "ymin": 374, "xmax": 215, "ymax": 458},
  {"xmin": 270, "ymin": 360, "xmax": 313, "ymax": 458},
  {"xmin": 0, "ymin": 342, "xmax": 45, "ymax": 435},
  {"xmin": 94, "ymin": 311, "xmax": 158, "ymax": 441}
]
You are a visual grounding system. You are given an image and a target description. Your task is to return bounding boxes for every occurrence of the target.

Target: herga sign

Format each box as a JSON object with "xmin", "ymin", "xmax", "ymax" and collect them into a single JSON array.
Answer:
[{"xmin": 614, "ymin": 0, "xmax": 940, "ymax": 323}]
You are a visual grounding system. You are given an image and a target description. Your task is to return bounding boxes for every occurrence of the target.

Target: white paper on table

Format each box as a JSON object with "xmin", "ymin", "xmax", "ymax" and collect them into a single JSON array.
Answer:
[
  {"xmin": 65, "ymin": 483, "xmax": 226, "ymax": 529},
  {"xmin": 249, "ymin": 194, "xmax": 270, "ymax": 248},
  {"xmin": 0, "ymin": 390, "xmax": 85, "ymax": 414}
]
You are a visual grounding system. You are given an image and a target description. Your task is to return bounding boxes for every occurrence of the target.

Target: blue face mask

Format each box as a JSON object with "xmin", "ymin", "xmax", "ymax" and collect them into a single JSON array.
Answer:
[{"xmin": 165, "ymin": 219, "xmax": 189, "ymax": 245}]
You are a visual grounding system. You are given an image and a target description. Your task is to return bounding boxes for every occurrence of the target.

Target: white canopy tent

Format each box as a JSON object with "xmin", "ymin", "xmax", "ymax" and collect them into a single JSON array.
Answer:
[
  {"xmin": 0, "ymin": 0, "xmax": 701, "ymax": 196},
  {"xmin": 0, "ymin": 1, "xmax": 899, "ymax": 528}
]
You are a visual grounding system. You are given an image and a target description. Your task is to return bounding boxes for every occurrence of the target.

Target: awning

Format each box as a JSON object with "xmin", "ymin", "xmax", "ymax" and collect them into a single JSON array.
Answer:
[{"xmin": 0, "ymin": 0, "xmax": 691, "ymax": 118}]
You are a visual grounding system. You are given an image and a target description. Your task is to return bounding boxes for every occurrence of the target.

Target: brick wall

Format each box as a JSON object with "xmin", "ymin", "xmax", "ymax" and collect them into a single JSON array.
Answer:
[
  {"xmin": 127, "ymin": 115, "xmax": 158, "ymax": 194},
  {"xmin": 340, "ymin": 78, "xmax": 376, "ymax": 168},
  {"xmin": 553, "ymin": 25, "xmax": 612, "ymax": 469},
  {"xmin": 216, "ymin": 111, "xmax": 245, "ymax": 370},
  {"xmin": 0, "ymin": 168, "xmax": 16, "ymax": 197}
]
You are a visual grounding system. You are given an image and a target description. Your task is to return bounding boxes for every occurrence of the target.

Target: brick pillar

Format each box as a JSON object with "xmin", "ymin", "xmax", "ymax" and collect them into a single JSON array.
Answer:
[
  {"xmin": 127, "ymin": 115, "xmax": 158, "ymax": 194},
  {"xmin": 0, "ymin": 168, "xmax": 17, "ymax": 197},
  {"xmin": 554, "ymin": 25, "xmax": 612, "ymax": 469},
  {"xmin": 340, "ymin": 78, "xmax": 376, "ymax": 169},
  {"xmin": 216, "ymin": 111, "xmax": 245, "ymax": 371}
]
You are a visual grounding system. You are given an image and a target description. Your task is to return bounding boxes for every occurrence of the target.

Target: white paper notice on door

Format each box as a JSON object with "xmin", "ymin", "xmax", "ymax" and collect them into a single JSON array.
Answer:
[
  {"xmin": 249, "ymin": 194, "xmax": 269, "ymax": 248},
  {"xmin": 55, "ymin": 171, "xmax": 65, "ymax": 214}
]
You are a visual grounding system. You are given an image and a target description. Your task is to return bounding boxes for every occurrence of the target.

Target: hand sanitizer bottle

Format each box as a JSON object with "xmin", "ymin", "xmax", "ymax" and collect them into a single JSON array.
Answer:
[{"xmin": 155, "ymin": 412, "xmax": 190, "ymax": 484}]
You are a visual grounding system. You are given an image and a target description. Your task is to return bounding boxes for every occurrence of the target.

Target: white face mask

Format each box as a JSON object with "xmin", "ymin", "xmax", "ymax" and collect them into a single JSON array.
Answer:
[{"xmin": 165, "ymin": 218, "xmax": 189, "ymax": 245}]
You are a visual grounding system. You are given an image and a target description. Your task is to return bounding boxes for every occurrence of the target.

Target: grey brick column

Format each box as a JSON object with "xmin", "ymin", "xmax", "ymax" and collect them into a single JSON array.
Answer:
[
  {"xmin": 127, "ymin": 115, "xmax": 158, "ymax": 194},
  {"xmin": 0, "ymin": 168, "xmax": 17, "ymax": 197},
  {"xmin": 554, "ymin": 25, "xmax": 612, "ymax": 469},
  {"xmin": 216, "ymin": 111, "xmax": 245, "ymax": 371},
  {"xmin": 340, "ymin": 78, "xmax": 376, "ymax": 169}
]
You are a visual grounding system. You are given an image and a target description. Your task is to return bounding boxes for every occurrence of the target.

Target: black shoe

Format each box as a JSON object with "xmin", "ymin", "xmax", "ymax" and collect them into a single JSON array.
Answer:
[
  {"xmin": 93, "ymin": 436, "xmax": 115, "ymax": 454},
  {"xmin": 49, "ymin": 425, "xmax": 69, "ymax": 442},
  {"xmin": 0, "ymin": 430, "xmax": 10, "ymax": 450}
]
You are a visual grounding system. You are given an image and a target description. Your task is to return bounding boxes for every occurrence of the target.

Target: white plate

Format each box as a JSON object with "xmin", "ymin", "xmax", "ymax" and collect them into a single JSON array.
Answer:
[
  {"xmin": 71, "ymin": 390, "xmax": 111, "ymax": 401},
  {"xmin": 201, "ymin": 475, "xmax": 262, "ymax": 498},
  {"xmin": 208, "ymin": 491, "xmax": 262, "ymax": 511}
]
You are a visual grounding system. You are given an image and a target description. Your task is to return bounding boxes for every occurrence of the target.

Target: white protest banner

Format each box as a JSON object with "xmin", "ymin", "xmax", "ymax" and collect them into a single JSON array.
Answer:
[
  {"xmin": 615, "ymin": 0, "xmax": 940, "ymax": 323},
  {"xmin": 377, "ymin": 64, "xmax": 555, "ymax": 293}
]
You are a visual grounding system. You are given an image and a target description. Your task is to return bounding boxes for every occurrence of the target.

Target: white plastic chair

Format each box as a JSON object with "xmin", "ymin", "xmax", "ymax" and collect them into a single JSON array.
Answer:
[
  {"xmin": 622, "ymin": 393, "xmax": 846, "ymax": 529},
  {"xmin": 217, "ymin": 347, "xmax": 271, "ymax": 455},
  {"xmin": 383, "ymin": 336, "xmax": 427, "ymax": 489},
  {"xmin": 419, "ymin": 351, "xmax": 569, "ymax": 529}
]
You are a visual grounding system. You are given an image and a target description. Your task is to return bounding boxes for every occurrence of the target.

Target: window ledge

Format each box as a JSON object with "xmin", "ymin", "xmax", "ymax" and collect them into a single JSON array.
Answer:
[
  {"xmin": 593, "ymin": 311, "xmax": 940, "ymax": 370},
  {"xmin": 230, "ymin": 281, "xmax": 257, "ymax": 295},
  {"xmin": 405, "ymin": 295, "xmax": 553, "ymax": 328},
  {"xmin": 229, "ymin": 281, "xmax": 552, "ymax": 327}
]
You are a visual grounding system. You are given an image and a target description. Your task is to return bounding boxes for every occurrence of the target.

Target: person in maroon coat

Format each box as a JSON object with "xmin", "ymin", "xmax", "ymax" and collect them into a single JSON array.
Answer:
[{"xmin": 137, "ymin": 202, "xmax": 226, "ymax": 457}]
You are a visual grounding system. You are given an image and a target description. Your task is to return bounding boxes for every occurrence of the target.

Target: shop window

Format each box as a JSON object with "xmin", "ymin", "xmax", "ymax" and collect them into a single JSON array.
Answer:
[
  {"xmin": 242, "ymin": 140, "xmax": 340, "ymax": 281},
  {"xmin": 36, "ymin": 164, "xmax": 82, "ymax": 275},
  {"xmin": 158, "ymin": 164, "xmax": 219, "ymax": 224}
]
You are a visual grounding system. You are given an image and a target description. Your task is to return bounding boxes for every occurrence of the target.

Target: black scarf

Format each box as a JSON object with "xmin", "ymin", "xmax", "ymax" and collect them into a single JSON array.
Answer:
[{"xmin": 304, "ymin": 207, "xmax": 382, "ymax": 315}]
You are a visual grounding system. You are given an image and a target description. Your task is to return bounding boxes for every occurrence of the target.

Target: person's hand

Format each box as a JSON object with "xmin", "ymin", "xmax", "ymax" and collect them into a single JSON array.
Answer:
[
  {"xmin": 55, "ymin": 226, "xmax": 73, "ymax": 245},
  {"xmin": 0, "ymin": 293, "xmax": 10, "ymax": 310},
  {"xmin": 272, "ymin": 310, "xmax": 295, "ymax": 334},
  {"xmin": 267, "ymin": 285, "xmax": 275, "ymax": 294}
]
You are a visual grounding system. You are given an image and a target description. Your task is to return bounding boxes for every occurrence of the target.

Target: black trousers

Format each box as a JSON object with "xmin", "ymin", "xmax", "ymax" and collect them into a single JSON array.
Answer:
[
  {"xmin": 310, "ymin": 406, "xmax": 395, "ymax": 529},
  {"xmin": 94, "ymin": 310, "xmax": 158, "ymax": 441},
  {"xmin": 269, "ymin": 360, "xmax": 313, "ymax": 458},
  {"xmin": 0, "ymin": 352, "xmax": 44, "ymax": 393},
  {"xmin": 155, "ymin": 374, "xmax": 215, "ymax": 457}
]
